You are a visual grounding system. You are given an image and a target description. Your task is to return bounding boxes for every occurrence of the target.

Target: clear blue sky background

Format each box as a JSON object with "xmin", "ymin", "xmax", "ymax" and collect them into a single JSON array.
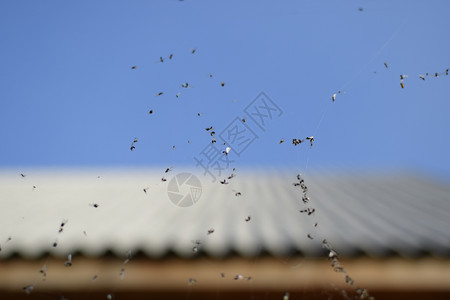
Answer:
[{"xmin": 1, "ymin": 1, "xmax": 449, "ymax": 177}]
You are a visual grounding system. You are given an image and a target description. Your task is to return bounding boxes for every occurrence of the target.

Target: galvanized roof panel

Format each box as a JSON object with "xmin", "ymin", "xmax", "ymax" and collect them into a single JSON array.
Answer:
[{"xmin": 0, "ymin": 168, "xmax": 449, "ymax": 259}]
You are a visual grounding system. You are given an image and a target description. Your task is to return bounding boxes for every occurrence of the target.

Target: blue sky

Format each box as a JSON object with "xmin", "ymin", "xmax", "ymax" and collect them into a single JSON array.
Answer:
[{"xmin": 1, "ymin": 0, "xmax": 449, "ymax": 177}]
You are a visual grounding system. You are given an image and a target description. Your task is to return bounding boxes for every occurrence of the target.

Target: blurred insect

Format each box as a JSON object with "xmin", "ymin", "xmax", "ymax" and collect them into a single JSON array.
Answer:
[
  {"xmin": 106, "ymin": 293, "xmax": 114, "ymax": 300},
  {"xmin": 161, "ymin": 177, "xmax": 167, "ymax": 182},
  {"xmin": 53, "ymin": 240, "xmax": 58, "ymax": 247},
  {"xmin": 292, "ymin": 138, "xmax": 304, "ymax": 146},
  {"xmin": 356, "ymin": 288, "xmax": 369, "ymax": 299},
  {"xmin": 173, "ymin": 145, "xmax": 176, "ymax": 150},
  {"xmin": 314, "ymin": 222, "xmax": 318, "ymax": 227},
  {"xmin": 90, "ymin": 203, "xmax": 99, "ymax": 208},
  {"xmin": 149, "ymin": 109, "xmax": 153, "ymax": 114},
  {"xmin": 64, "ymin": 254, "xmax": 73, "ymax": 267},
  {"xmin": 188, "ymin": 278, "xmax": 197, "ymax": 285},
  {"xmin": 165, "ymin": 167, "xmax": 173, "ymax": 173},
  {"xmin": 283, "ymin": 292, "xmax": 290, "ymax": 300},
  {"xmin": 220, "ymin": 179, "xmax": 228, "ymax": 184},
  {"xmin": 124, "ymin": 250, "xmax": 132, "ymax": 264},
  {"xmin": 245, "ymin": 216, "xmax": 251, "ymax": 222},
  {"xmin": 176, "ymin": 92, "xmax": 181, "ymax": 98},
  {"xmin": 332, "ymin": 90, "xmax": 345, "ymax": 102},
  {"xmin": 235, "ymin": 192, "xmax": 241, "ymax": 197},
  {"xmin": 279, "ymin": 139, "xmax": 284, "ymax": 144},
  {"xmin": 302, "ymin": 195, "xmax": 310, "ymax": 204},
  {"xmin": 40, "ymin": 264, "xmax": 47, "ymax": 278},
  {"xmin": 92, "ymin": 275, "xmax": 98, "ymax": 281},
  {"xmin": 191, "ymin": 48, "xmax": 197, "ymax": 54},
  {"xmin": 358, "ymin": 7, "xmax": 364, "ymax": 12},
  {"xmin": 32, "ymin": 185, "xmax": 37, "ymax": 190},
  {"xmin": 333, "ymin": 266, "xmax": 345, "ymax": 273},
  {"xmin": 384, "ymin": 62, "xmax": 388, "ymax": 68},
  {"xmin": 227, "ymin": 173, "xmax": 235, "ymax": 180},
  {"xmin": 234, "ymin": 274, "xmax": 251, "ymax": 280},
  {"xmin": 159, "ymin": 56, "xmax": 164, "ymax": 63},
  {"xmin": 206, "ymin": 126, "xmax": 213, "ymax": 131},
  {"xmin": 328, "ymin": 250, "xmax": 338, "ymax": 260},
  {"xmin": 306, "ymin": 136, "xmax": 314, "ymax": 148},
  {"xmin": 211, "ymin": 137, "xmax": 216, "ymax": 144},
  {"xmin": 220, "ymin": 81, "xmax": 225, "ymax": 87},
  {"xmin": 400, "ymin": 74, "xmax": 408, "ymax": 89},
  {"xmin": 143, "ymin": 187, "xmax": 149, "ymax": 194},
  {"xmin": 345, "ymin": 275, "xmax": 354, "ymax": 286},
  {"xmin": 191, "ymin": 240, "xmax": 201, "ymax": 253},
  {"xmin": 131, "ymin": 65, "xmax": 137, "ymax": 69},
  {"xmin": 58, "ymin": 219, "xmax": 68, "ymax": 233},
  {"xmin": 207, "ymin": 228, "xmax": 215, "ymax": 235},
  {"xmin": 20, "ymin": 173, "xmax": 26, "ymax": 177},
  {"xmin": 83, "ymin": 231, "xmax": 87, "ymax": 236},
  {"xmin": 242, "ymin": 117, "xmax": 246, "ymax": 123},
  {"xmin": 130, "ymin": 138, "xmax": 138, "ymax": 151},
  {"xmin": 23, "ymin": 285, "xmax": 34, "ymax": 295},
  {"xmin": 307, "ymin": 234, "xmax": 314, "ymax": 240},
  {"xmin": 120, "ymin": 268, "xmax": 125, "ymax": 279},
  {"xmin": 223, "ymin": 146, "xmax": 231, "ymax": 155},
  {"xmin": 419, "ymin": 74, "xmax": 425, "ymax": 80},
  {"xmin": 299, "ymin": 208, "xmax": 315, "ymax": 215},
  {"xmin": 169, "ymin": 54, "xmax": 173, "ymax": 59},
  {"xmin": 181, "ymin": 82, "xmax": 189, "ymax": 88},
  {"xmin": 155, "ymin": 92, "xmax": 164, "ymax": 96},
  {"xmin": 220, "ymin": 273, "xmax": 225, "ymax": 278},
  {"xmin": 210, "ymin": 131, "xmax": 215, "ymax": 136}
]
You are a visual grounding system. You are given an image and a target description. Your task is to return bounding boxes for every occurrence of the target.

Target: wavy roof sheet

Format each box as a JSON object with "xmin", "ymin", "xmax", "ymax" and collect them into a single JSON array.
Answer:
[{"xmin": 0, "ymin": 168, "xmax": 449, "ymax": 259}]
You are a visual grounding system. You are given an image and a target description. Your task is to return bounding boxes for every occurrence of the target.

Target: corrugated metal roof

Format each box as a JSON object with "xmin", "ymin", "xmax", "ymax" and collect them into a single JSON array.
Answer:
[{"xmin": 0, "ymin": 168, "xmax": 449, "ymax": 259}]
